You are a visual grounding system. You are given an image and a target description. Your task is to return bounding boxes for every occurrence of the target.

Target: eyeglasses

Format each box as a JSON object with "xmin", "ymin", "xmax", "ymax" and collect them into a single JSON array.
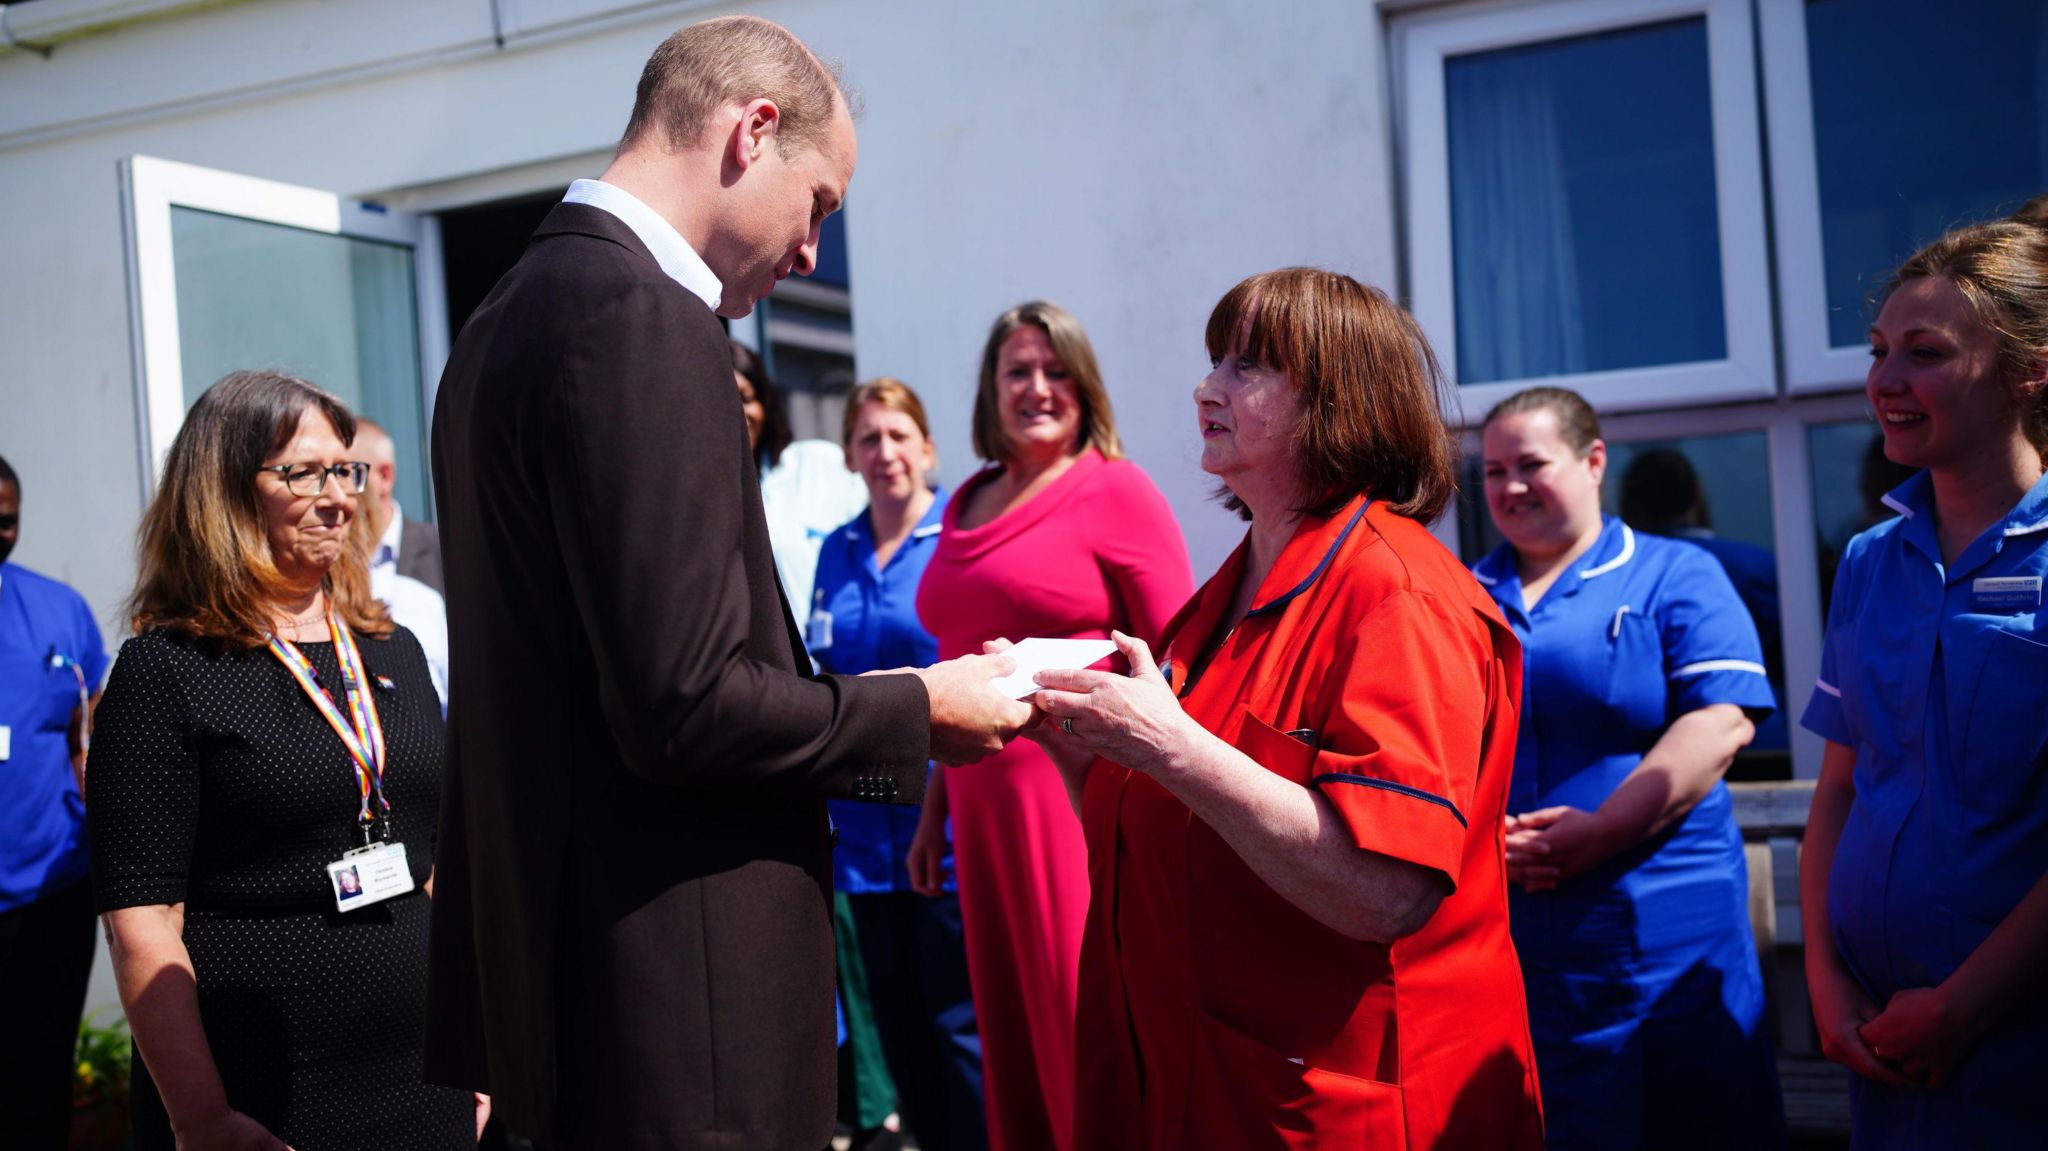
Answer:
[{"xmin": 257, "ymin": 461, "xmax": 371, "ymax": 498}]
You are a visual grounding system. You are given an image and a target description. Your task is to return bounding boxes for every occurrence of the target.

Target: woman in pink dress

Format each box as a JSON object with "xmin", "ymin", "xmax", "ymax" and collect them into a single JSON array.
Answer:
[{"xmin": 913, "ymin": 301, "xmax": 1193, "ymax": 1151}]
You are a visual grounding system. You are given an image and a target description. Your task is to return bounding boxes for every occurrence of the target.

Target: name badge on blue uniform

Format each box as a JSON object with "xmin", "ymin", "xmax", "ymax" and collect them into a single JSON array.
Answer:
[
  {"xmin": 1971, "ymin": 576, "xmax": 2042, "ymax": 613},
  {"xmin": 808, "ymin": 609, "xmax": 834, "ymax": 651}
]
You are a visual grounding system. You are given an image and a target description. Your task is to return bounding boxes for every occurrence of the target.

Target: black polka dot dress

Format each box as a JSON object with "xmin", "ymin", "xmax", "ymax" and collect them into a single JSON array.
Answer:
[{"xmin": 88, "ymin": 627, "xmax": 473, "ymax": 1151}]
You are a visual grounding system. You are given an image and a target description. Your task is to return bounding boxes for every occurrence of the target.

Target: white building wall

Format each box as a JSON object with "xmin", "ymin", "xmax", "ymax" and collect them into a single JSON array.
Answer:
[
  {"xmin": 0, "ymin": 0, "xmax": 1399, "ymax": 1010},
  {"xmin": 0, "ymin": 0, "xmax": 1397, "ymax": 619}
]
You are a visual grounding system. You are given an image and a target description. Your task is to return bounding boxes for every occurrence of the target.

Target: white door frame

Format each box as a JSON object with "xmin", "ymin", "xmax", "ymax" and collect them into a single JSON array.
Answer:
[{"xmin": 119, "ymin": 154, "xmax": 448, "ymax": 500}]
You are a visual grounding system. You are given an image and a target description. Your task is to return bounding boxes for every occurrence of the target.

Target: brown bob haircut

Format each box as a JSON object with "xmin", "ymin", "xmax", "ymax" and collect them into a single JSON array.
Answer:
[
  {"xmin": 1205, "ymin": 267, "xmax": 1458, "ymax": 522},
  {"xmin": 972, "ymin": 300, "xmax": 1124, "ymax": 465},
  {"xmin": 623, "ymin": 15, "xmax": 850, "ymax": 158},
  {"xmin": 128, "ymin": 370, "xmax": 391, "ymax": 647}
]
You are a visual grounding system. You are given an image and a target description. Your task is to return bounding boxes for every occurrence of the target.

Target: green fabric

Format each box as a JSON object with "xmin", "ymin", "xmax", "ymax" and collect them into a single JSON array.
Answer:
[{"xmin": 835, "ymin": 891, "xmax": 898, "ymax": 1130}]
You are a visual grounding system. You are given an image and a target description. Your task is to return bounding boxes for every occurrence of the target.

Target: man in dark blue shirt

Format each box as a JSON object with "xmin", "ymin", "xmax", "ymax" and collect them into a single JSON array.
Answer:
[{"xmin": 0, "ymin": 456, "xmax": 109, "ymax": 1149}]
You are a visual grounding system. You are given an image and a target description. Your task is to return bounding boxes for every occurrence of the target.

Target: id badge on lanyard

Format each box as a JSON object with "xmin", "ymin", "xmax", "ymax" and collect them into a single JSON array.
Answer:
[{"xmin": 269, "ymin": 615, "xmax": 412, "ymax": 913}]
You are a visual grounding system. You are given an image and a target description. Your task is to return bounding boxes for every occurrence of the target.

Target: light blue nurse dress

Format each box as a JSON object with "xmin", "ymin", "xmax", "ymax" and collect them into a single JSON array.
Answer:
[
  {"xmin": 1801, "ymin": 470, "xmax": 2048, "ymax": 1147},
  {"xmin": 1474, "ymin": 517, "xmax": 1785, "ymax": 1150}
]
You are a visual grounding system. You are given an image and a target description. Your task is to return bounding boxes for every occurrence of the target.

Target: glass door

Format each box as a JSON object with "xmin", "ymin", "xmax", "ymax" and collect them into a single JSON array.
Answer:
[{"xmin": 119, "ymin": 156, "xmax": 447, "ymax": 516}]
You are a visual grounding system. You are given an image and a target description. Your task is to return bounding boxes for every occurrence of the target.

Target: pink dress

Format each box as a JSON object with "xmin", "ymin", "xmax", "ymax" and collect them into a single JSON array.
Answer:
[{"xmin": 917, "ymin": 449, "xmax": 1193, "ymax": 1151}]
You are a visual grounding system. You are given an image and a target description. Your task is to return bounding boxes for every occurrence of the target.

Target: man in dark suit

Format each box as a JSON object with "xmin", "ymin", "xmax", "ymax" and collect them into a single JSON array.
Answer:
[
  {"xmin": 423, "ymin": 17, "xmax": 1030, "ymax": 1151},
  {"xmin": 355, "ymin": 418, "xmax": 446, "ymax": 593}
]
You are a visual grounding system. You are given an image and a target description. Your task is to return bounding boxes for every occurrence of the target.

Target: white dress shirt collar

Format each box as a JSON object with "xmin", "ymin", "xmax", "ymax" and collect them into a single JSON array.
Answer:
[
  {"xmin": 373, "ymin": 500, "xmax": 405, "ymax": 572},
  {"xmin": 563, "ymin": 179, "xmax": 724, "ymax": 313}
]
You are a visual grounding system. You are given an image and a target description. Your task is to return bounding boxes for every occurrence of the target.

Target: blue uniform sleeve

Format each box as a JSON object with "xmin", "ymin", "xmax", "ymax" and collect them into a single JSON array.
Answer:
[
  {"xmin": 1800, "ymin": 541, "xmax": 1855, "ymax": 745},
  {"xmin": 73, "ymin": 592, "xmax": 109, "ymax": 688},
  {"xmin": 1658, "ymin": 545, "xmax": 1776, "ymax": 717}
]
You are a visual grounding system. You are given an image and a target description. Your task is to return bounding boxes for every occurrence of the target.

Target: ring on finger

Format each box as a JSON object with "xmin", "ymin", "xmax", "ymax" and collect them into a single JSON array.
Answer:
[{"xmin": 1061, "ymin": 717, "xmax": 1075, "ymax": 735}]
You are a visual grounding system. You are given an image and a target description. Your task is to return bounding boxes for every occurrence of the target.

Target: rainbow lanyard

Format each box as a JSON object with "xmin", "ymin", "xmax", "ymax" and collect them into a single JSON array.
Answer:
[{"xmin": 268, "ymin": 614, "xmax": 389, "ymax": 836}]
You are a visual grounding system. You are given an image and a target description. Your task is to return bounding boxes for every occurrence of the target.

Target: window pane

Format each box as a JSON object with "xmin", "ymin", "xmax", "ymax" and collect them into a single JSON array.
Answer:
[
  {"xmin": 1808, "ymin": 420, "xmax": 1917, "ymax": 618},
  {"xmin": 1446, "ymin": 18, "xmax": 1725, "ymax": 385},
  {"xmin": 1807, "ymin": 0, "xmax": 2048, "ymax": 348},
  {"xmin": 1461, "ymin": 430, "xmax": 1787, "ymax": 776},
  {"xmin": 169, "ymin": 207, "xmax": 428, "ymax": 520}
]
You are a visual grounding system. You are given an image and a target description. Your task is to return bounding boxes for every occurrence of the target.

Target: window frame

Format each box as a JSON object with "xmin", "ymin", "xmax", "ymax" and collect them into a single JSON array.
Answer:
[
  {"xmin": 119, "ymin": 155, "xmax": 447, "ymax": 500},
  {"xmin": 1396, "ymin": 0, "xmax": 1776, "ymax": 414},
  {"xmin": 1757, "ymin": 0, "xmax": 1896, "ymax": 393},
  {"xmin": 1447, "ymin": 392, "xmax": 1872, "ymax": 779}
]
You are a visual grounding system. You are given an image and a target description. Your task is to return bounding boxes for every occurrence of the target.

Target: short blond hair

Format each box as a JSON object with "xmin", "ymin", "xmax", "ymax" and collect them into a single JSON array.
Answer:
[
  {"xmin": 623, "ymin": 15, "xmax": 849, "ymax": 157},
  {"xmin": 841, "ymin": 378, "xmax": 933, "ymax": 447}
]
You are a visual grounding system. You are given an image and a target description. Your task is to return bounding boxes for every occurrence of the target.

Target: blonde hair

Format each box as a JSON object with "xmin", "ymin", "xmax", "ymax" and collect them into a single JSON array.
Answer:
[
  {"xmin": 623, "ymin": 15, "xmax": 850, "ymax": 157},
  {"xmin": 842, "ymin": 378, "xmax": 933, "ymax": 444},
  {"xmin": 128, "ymin": 370, "xmax": 391, "ymax": 647},
  {"xmin": 972, "ymin": 301, "xmax": 1124, "ymax": 465},
  {"xmin": 1883, "ymin": 219, "xmax": 2048, "ymax": 452}
]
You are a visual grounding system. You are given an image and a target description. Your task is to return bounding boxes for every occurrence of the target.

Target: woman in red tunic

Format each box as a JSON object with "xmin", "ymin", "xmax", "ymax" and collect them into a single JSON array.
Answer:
[
  {"xmin": 1030, "ymin": 269, "xmax": 1546, "ymax": 1150},
  {"xmin": 914, "ymin": 300, "xmax": 1193, "ymax": 1151}
]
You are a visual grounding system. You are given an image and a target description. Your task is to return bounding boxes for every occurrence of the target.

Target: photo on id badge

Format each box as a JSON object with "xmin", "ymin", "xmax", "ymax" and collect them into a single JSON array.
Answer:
[{"xmin": 327, "ymin": 840, "xmax": 413, "ymax": 912}]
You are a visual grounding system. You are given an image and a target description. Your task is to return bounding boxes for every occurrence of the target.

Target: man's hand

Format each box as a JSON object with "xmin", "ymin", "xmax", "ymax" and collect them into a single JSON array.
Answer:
[{"xmin": 915, "ymin": 651, "xmax": 1032, "ymax": 765}]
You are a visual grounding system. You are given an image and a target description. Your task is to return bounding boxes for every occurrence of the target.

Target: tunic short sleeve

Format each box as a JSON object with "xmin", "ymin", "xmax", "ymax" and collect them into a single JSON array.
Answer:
[
  {"xmin": 1801, "ymin": 545, "xmax": 1856, "ymax": 746},
  {"xmin": 88, "ymin": 632, "xmax": 201, "ymax": 910},
  {"xmin": 1307, "ymin": 589, "xmax": 1484, "ymax": 886},
  {"xmin": 75, "ymin": 596, "xmax": 110, "ymax": 688},
  {"xmin": 1656, "ymin": 547, "xmax": 1777, "ymax": 717}
]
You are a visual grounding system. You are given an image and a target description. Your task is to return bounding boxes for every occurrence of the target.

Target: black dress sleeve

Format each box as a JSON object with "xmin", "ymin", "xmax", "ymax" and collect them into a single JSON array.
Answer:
[{"xmin": 88, "ymin": 631, "xmax": 202, "ymax": 911}]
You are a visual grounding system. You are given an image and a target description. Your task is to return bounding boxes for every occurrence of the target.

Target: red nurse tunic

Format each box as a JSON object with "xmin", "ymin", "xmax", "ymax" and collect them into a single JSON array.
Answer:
[{"xmin": 1073, "ymin": 496, "xmax": 1545, "ymax": 1150}]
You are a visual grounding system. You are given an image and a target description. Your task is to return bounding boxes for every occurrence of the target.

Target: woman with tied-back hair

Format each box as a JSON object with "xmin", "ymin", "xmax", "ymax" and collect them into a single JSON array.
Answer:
[
  {"xmin": 1026, "ymin": 269, "xmax": 1542, "ymax": 1149},
  {"xmin": 914, "ymin": 300, "xmax": 1192, "ymax": 1151},
  {"xmin": 89, "ymin": 371, "xmax": 480, "ymax": 1150},
  {"xmin": 1474, "ymin": 386, "xmax": 1783, "ymax": 1150},
  {"xmin": 1801, "ymin": 218, "xmax": 2048, "ymax": 1145}
]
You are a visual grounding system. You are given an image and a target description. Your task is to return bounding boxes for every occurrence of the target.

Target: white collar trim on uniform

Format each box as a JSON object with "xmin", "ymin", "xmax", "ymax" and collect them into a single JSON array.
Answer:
[
  {"xmin": 1880, "ymin": 492, "xmax": 1917, "ymax": 520},
  {"xmin": 1580, "ymin": 523, "xmax": 1636, "ymax": 579},
  {"xmin": 562, "ymin": 179, "xmax": 723, "ymax": 313}
]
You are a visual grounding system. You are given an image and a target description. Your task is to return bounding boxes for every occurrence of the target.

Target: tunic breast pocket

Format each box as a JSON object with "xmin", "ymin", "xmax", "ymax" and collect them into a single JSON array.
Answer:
[
  {"xmin": 0, "ymin": 651, "xmax": 77, "ymax": 734},
  {"xmin": 1961, "ymin": 622, "xmax": 2048, "ymax": 781},
  {"xmin": 1234, "ymin": 711, "xmax": 1318, "ymax": 787},
  {"xmin": 1604, "ymin": 608, "xmax": 1667, "ymax": 733}
]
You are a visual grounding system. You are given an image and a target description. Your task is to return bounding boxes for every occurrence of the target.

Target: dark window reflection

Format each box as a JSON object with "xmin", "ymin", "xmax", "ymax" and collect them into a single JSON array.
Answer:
[
  {"xmin": 1806, "ymin": 0, "xmax": 2048, "ymax": 348},
  {"xmin": 1808, "ymin": 421, "xmax": 1918, "ymax": 619}
]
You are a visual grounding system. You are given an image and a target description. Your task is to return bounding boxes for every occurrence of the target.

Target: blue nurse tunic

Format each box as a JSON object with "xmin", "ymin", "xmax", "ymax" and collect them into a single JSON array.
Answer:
[
  {"xmin": 1801, "ymin": 470, "xmax": 2048, "ymax": 1147},
  {"xmin": 0, "ymin": 561, "xmax": 108, "ymax": 912},
  {"xmin": 812, "ymin": 490, "xmax": 952, "ymax": 895},
  {"xmin": 1474, "ymin": 518, "xmax": 1784, "ymax": 1150}
]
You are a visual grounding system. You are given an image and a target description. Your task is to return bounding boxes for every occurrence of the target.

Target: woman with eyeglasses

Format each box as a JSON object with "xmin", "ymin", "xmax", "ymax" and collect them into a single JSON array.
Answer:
[{"xmin": 89, "ymin": 371, "xmax": 483, "ymax": 1150}]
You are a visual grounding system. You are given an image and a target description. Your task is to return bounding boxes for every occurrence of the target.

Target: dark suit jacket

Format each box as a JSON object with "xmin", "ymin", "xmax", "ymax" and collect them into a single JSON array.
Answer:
[
  {"xmin": 423, "ymin": 202, "xmax": 931, "ymax": 1151},
  {"xmin": 397, "ymin": 516, "xmax": 444, "ymax": 593}
]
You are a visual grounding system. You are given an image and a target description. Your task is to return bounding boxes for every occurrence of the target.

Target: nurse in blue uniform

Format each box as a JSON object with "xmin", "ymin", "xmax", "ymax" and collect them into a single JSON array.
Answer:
[
  {"xmin": 813, "ymin": 379, "xmax": 987, "ymax": 1151},
  {"xmin": 1801, "ymin": 219, "xmax": 2048, "ymax": 1147},
  {"xmin": 1475, "ymin": 387, "xmax": 1785, "ymax": 1150}
]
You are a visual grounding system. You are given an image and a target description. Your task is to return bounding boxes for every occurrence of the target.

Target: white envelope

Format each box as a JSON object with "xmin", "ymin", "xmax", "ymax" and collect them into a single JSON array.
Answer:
[{"xmin": 989, "ymin": 637, "xmax": 1119, "ymax": 698}]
